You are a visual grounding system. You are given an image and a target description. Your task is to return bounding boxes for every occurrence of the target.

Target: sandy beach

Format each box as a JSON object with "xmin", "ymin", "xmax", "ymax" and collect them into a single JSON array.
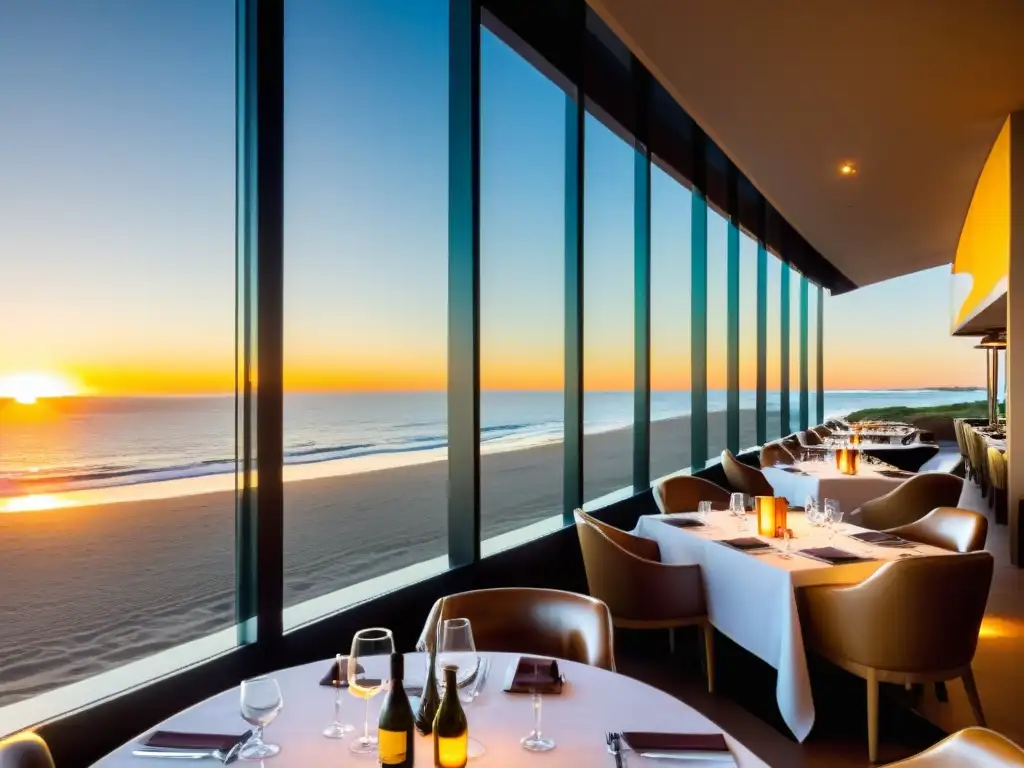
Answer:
[{"xmin": 0, "ymin": 409, "xmax": 767, "ymax": 708}]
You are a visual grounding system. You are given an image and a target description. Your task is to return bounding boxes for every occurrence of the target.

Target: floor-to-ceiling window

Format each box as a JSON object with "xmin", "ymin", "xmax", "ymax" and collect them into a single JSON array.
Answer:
[
  {"xmin": 789, "ymin": 266, "xmax": 803, "ymax": 432},
  {"xmin": 583, "ymin": 113, "xmax": 635, "ymax": 502},
  {"xmin": 706, "ymin": 209, "xmax": 729, "ymax": 460},
  {"xmin": 0, "ymin": 0, "xmax": 237, "ymax": 728},
  {"xmin": 766, "ymin": 254, "xmax": 783, "ymax": 437},
  {"xmin": 650, "ymin": 163, "xmax": 693, "ymax": 479},
  {"xmin": 739, "ymin": 232, "xmax": 759, "ymax": 447},
  {"xmin": 479, "ymin": 29, "xmax": 565, "ymax": 549},
  {"xmin": 808, "ymin": 284, "xmax": 819, "ymax": 424},
  {"xmin": 282, "ymin": 0, "xmax": 449, "ymax": 627}
]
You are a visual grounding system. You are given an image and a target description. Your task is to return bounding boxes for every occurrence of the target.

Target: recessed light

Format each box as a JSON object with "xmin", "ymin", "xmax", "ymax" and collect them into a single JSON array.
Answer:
[{"xmin": 839, "ymin": 161, "xmax": 857, "ymax": 176}]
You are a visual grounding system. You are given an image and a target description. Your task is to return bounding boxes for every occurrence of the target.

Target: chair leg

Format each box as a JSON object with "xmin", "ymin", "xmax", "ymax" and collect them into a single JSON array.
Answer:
[
  {"xmin": 934, "ymin": 681, "xmax": 948, "ymax": 702},
  {"xmin": 703, "ymin": 623, "xmax": 715, "ymax": 693},
  {"xmin": 963, "ymin": 668, "xmax": 986, "ymax": 727},
  {"xmin": 867, "ymin": 669, "xmax": 879, "ymax": 763}
]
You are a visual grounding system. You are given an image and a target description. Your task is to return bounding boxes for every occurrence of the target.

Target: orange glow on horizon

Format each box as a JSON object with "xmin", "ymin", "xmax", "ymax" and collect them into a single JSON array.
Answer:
[{"xmin": 0, "ymin": 372, "xmax": 80, "ymax": 404}]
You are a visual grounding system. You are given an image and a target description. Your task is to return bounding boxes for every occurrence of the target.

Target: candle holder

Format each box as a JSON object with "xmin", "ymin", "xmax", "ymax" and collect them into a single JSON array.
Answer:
[
  {"xmin": 835, "ymin": 447, "xmax": 860, "ymax": 475},
  {"xmin": 756, "ymin": 496, "xmax": 789, "ymax": 538}
]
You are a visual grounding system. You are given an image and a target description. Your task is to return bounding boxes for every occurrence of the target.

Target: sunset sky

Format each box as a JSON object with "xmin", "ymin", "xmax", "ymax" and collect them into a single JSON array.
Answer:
[{"xmin": 0, "ymin": 1, "xmax": 987, "ymax": 398}]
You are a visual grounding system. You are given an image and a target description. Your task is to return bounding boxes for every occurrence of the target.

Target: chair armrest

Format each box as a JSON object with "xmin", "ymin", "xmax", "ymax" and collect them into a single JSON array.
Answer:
[
  {"xmin": 798, "ymin": 581, "xmax": 890, "ymax": 668},
  {"xmin": 601, "ymin": 554, "xmax": 706, "ymax": 622}
]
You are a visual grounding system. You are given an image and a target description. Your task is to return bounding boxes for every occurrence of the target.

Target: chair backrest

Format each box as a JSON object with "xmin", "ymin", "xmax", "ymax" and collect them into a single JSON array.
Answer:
[
  {"xmin": 885, "ymin": 507, "xmax": 988, "ymax": 553},
  {"xmin": 573, "ymin": 507, "xmax": 660, "ymax": 561},
  {"xmin": 901, "ymin": 430, "xmax": 919, "ymax": 445},
  {"xmin": 0, "ymin": 733, "xmax": 55, "ymax": 768},
  {"xmin": 759, "ymin": 442, "xmax": 796, "ymax": 468},
  {"xmin": 839, "ymin": 552, "xmax": 994, "ymax": 673},
  {"xmin": 721, "ymin": 449, "xmax": 774, "ymax": 496},
  {"xmin": 811, "ymin": 425, "xmax": 833, "ymax": 439},
  {"xmin": 849, "ymin": 473, "xmax": 965, "ymax": 530},
  {"xmin": 653, "ymin": 475, "xmax": 731, "ymax": 514},
  {"xmin": 798, "ymin": 430, "xmax": 822, "ymax": 446},
  {"xmin": 953, "ymin": 419, "xmax": 970, "ymax": 459},
  {"xmin": 970, "ymin": 430, "xmax": 990, "ymax": 482},
  {"xmin": 418, "ymin": 587, "xmax": 615, "ymax": 671},
  {"xmin": 883, "ymin": 727, "xmax": 1024, "ymax": 767},
  {"xmin": 988, "ymin": 447, "xmax": 1007, "ymax": 491}
]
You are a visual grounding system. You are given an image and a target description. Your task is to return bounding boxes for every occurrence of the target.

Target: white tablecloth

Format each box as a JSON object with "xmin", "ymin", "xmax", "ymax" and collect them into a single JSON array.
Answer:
[
  {"xmin": 633, "ymin": 510, "xmax": 953, "ymax": 742},
  {"xmin": 762, "ymin": 461, "xmax": 906, "ymax": 511},
  {"xmin": 93, "ymin": 652, "xmax": 765, "ymax": 767}
]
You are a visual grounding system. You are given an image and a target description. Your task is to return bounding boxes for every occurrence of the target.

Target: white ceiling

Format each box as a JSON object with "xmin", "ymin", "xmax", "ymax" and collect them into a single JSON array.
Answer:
[{"xmin": 588, "ymin": 0, "xmax": 1024, "ymax": 289}]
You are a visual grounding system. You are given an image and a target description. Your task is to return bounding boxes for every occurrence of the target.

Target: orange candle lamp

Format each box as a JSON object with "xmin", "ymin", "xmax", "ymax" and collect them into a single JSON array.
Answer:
[
  {"xmin": 756, "ymin": 496, "xmax": 789, "ymax": 538},
  {"xmin": 835, "ymin": 447, "xmax": 860, "ymax": 475},
  {"xmin": 849, "ymin": 432, "xmax": 862, "ymax": 446}
]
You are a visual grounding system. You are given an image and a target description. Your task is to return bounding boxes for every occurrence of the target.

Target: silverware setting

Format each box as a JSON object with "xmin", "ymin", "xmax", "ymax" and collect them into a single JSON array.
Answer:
[
  {"xmin": 605, "ymin": 732, "xmax": 625, "ymax": 768},
  {"xmin": 131, "ymin": 741, "xmax": 242, "ymax": 763}
]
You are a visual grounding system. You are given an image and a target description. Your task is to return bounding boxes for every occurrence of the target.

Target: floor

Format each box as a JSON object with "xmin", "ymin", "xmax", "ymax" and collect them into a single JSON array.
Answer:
[{"xmin": 617, "ymin": 449, "xmax": 1024, "ymax": 766}]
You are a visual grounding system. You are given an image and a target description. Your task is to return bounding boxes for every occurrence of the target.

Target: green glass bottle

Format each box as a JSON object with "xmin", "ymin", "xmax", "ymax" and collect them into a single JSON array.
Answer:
[
  {"xmin": 433, "ymin": 665, "xmax": 468, "ymax": 768},
  {"xmin": 378, "ymin": 653, "xmax": 415, "ymax": 767},
  {"xmin": 415, "ymin": 637, "xmax": 440, "ymax": 735}
]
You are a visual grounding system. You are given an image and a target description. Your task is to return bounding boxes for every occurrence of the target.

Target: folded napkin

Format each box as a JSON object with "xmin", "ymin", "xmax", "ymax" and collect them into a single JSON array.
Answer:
[
  {"xmin": 661, "ymin": 516, "xmax": 705, "ymax": 528},
  {"xmin": 319, "ymin": 656, "xmax": 365, "ymax": 687},
  {"xmin": 877, "ymin": 469, "xmax": 915, "ymax": 479},
  {"xmin": 850, "ymin": 531, "xmax": 911, "ymax": 546},
  {"xmin": 719, "ymin": 537, "xmax": 772, "ymax": 552},
  {"xmin": 141, "ymin": 730, "xmax": 251, "ymax": 751},
  {"xmin": 798, "ymin": 546, "xmax": 871, "ymax": 565},
  {"xmin": 622, "ymin": 732, "xmax": 730, "ymax": 753},
  {"xmin": 503, "ymin": 656, "xmax": 563, "ymax": 694}
]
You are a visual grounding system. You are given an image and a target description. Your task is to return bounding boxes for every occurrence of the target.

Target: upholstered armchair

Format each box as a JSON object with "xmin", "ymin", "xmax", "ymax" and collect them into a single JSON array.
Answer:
[
  {"xmin": 653, "ymin": 475, "xmax": 731, "ymax": 514},
  {"xmin": 987, "ymin": 447, "xmax": 1008, "ymax": 525},
  {"xmin": 848, "ymin": 473, "xmax": 964, "ymax": 530},
  {"xmin": 799, "ymin": 552, "xmax": 994, "ymax": 763},
  {"xmin": 418, "ymin": 587, "xmax": 615, "ymax": 671},
  {"xmin": 574, "ymin": 510, "xmax": 713, "ymax": 690},
  {"xmin": 884, "ymin": 507, "xmax": 988, "ymax": 553},
  {"xmin": 760, "ymin": 442, "xmax": 797, "ymax": 468},
  {"xmin": 882, "ymin": 727, "xmax": 1024, "ymax": 767},
  {"xmin": 798, "ymin": 429, "xmax": 822, "ymax": 446},
  {"xmin": 721, "ymin": 449, "xmax": 774, "ymax": 496},
  {"xmin": 0, "ymin": 733, "xmax": 54, "ymax": 768}
]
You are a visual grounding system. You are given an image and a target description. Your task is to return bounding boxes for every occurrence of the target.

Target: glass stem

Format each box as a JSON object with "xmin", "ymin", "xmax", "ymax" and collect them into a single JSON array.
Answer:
[
  {"xmin": 532, "ymin": 692, "xmax": 542, "ymax": 737},
  {"xmin": 363, "ymin": 697, "xmax": 370, "ymax": 742},
  {"xmin": 334, "ymin": 686, "xmax": 342, "ymax": 725},
  {"xmin": 254, "ymin": 725, "xmax": 264, "ymax": 746}
]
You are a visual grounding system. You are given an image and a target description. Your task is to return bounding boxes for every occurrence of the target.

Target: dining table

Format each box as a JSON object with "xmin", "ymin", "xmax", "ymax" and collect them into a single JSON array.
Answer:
[
  {"xmin": 93, "ymin": 651, "xmax": 766, "ymax": 766},
  {"xmin": 761, "ymin": 459, "xmax": 910, "ymax": 511},
  {"xmin": 633, "ymin": 508, "xmax": 956, "ymax": 742}
]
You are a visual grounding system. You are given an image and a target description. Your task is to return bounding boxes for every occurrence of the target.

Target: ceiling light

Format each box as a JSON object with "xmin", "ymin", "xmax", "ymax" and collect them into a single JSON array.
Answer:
[{"xmin": 839, "ymin": 161, "xmax": 857, "ymax": 176}]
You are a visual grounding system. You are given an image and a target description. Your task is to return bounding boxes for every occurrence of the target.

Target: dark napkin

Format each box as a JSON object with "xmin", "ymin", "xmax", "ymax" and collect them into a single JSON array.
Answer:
[
  {"xmin": 319, "ymin": 656, "xmax": 365, "ymax": 687},
  {"xmin": 719, "ymin": 537, "xmax": 772, "ymax": 552},
  {"xmin": 877, "ymin": 469, "xmax": 915, "ymax": 479},
  {"xmin": 661, "ymin": 516, "xmax": 705, "ymax": 528},
  {"xmin": 622, "ymin": 732, "xmax": 729, "ymax": 753},
  {"xmin": 142, "ymin": 730, "xmax": 251, "ymax": 751},
  {"xmin": 851, "ymin": 531, "xmax": 911, "ymax": 546},
  {"xmin": 798, "ymin": 546, "xmax": 872, "ymax": 565},
  {"xmin": 779, "ymin": 466, "xmax": 808, "ymax": 475},
  {"xmin": 504, "ymin": 656, "xmax": 563, "ymax": 694}
]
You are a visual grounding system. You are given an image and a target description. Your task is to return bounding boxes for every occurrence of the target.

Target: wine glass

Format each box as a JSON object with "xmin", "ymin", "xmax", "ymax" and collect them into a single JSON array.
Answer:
[
  {"xmin": 825, "ymin": 498, "xmax": 843, "ymax": 539},
  {"xmin": 521, "ymin": 692, "xmax": 555, "ymax": 752},
  {"xmin": 323, "ymin": 653, "xmax": 354, "ymax": 739},
  {"xmin": 728, "ymin": 492, "xmax": 746, "ymax": 531},
  {"xmin": 437, "ymin": 618, "xmax": 485, "ymax": 758},
  {"xmin": 348, "ymin": 627, "xmax": 394, "ymax": 754},
  {"xmin": 697, "ymin": 499, "xmax": 712, "ymax": 525},
  {"xmin": 805, "ymin": 495, "xmax": 819, "ymax": 526},
  {"xmin": 239, "ymin": 676, "xmax": 283, "ymax": 760}
]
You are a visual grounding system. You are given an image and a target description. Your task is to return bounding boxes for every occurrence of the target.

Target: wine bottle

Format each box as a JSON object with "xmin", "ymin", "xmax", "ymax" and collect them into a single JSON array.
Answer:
[
  {"xmin": 433, "ymin": 665, "xmax": 468, "ymax": 768},
  {"xmin": 378, "ymin": 653, "xmax": 415, "ymax": 767},
  {"xmin": 415, "ymin": 630, "xmax": 440, "ymax": 734}
]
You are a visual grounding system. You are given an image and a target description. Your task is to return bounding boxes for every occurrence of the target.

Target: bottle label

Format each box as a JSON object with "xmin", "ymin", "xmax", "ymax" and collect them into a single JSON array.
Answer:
[
  {"xmin": 436, "ymin": 733, "xmax": 469, "ymax": 767},
  {"xmin": 378, "ymin": 729, "xmax": 408, "ymax": 765}
]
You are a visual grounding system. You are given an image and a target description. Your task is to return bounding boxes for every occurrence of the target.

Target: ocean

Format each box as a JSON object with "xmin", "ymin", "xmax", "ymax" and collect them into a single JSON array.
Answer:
[{"xmin": 0, "ymin": 388, "xmax": 984, "ymax": 503}]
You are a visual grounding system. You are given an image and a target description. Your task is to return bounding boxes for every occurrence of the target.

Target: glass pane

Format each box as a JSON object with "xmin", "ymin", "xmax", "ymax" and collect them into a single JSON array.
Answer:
[
  {"xmin": 739, "ymin": 233, "xmax": 759, "ymax": 448},
  {"xmin": 0, "ymin": 0, "xmax": 237, "ymax": 726},
  {"xmin": 583, "ymin": 114, "xmax": 634, "ymax": 502},
  {"xmin": 282, "ymin": 0, "xmax": 449, "ymax": 628},
  {"xmin": 706, "ymin": 209, "xmax": 728, "ymax": 461},
  {"xmin": 479, "ymin": 30, "xmax": 564, "ymax": 550},
  {"xmin": 790, "ymin": 267, "xmax": 802, "ymax": 431},
  {"xmin": 650, "ymin": 163, "xmax": 692, "ymax": 480},
  {"xmin": 766, "ymin": 256, "xmax": 782, "ymax": 438},
  {"xmin": 808, "ymin": 285, "xmax": 819, "ymax": 424}
]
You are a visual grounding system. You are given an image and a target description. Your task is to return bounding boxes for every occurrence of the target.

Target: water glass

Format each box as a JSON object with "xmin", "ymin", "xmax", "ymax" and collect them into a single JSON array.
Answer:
[
  {"xmin": 239, "ymin": 676, "xmax": 283, "ymax": 760},
  {"xmin": 323, "ymin": 653, "xmax": 354, "ymax": 739},
  {"xmin": 520, "ymin": 692, "xmax": 555, "ymax": 752},
  {"xmin": 805, "ymin": 495, "xmax": 820, "ymax": 526},
  {"xmin": 825, "ymin": 498, "xmax": 843, "ymax": 538},
  {"xmin": 728, "ymin": 492, "xmax": 746, "ymax": 531},
  {"xmin": 697, "ymin": 500, "xmax": 713, "ymax": 525},
  {"xmin": 348, "ymin": 627, "xmax": 395, "ymax": 754}
]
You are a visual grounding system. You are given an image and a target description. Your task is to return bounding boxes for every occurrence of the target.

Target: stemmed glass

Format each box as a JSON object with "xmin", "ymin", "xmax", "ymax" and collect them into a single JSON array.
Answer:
[
  {"xmin": 824, "ymin": 498, "xmax": 843, "ymax": 540},
  {"xmin": 348, "ymin": 628, "xmax": 395, "ymax": 754},
  {"xmin": 239, "ymin": 676, "xmax": 283, "ymax": 760},
  {"xmin": 323, "ymin": 653, "xmax": 355, "ymax": 739},
  {"xmin": 521, "ymin": 690, "xmax": 555, "ymax": 752},
  {"xmin": 805, "ymin": 495, "xmax": 820, "ymax": 526},
  {"xmin": 728, "ymin": 492, "xmax": 746, "ymax": 532},
  {"xmin": 697, "ymin": 499, "xmax": 713, "ymax": 525},
  {"xmin": 437, "ymin": 618, "xmax": 485, "ymax": 758}
]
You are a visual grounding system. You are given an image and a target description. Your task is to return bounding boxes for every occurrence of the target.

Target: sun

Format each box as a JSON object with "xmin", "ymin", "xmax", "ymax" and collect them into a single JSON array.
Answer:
[{"xmin": 0, "ymin": 373, "xmax": 79, "ymax": 404}]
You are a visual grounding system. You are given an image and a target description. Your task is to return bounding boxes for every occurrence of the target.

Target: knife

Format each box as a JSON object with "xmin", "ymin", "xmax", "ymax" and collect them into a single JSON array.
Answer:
[
  {"xmin": 638, "ymin": 752, "xmax": 735, "ymax": 762},
  {"xmin": 609, "ymin": 732, "xmax": 625, "ymax": 768}
]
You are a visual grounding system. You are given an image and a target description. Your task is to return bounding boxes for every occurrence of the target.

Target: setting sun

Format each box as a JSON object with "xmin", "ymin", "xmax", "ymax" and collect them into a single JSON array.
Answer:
[{"xmin": 0, "ymin": 372, "xmax": 79, "ymax": 404}]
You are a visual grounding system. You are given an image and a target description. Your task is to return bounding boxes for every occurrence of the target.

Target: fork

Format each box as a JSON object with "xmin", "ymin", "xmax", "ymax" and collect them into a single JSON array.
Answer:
[
  {"xmin": 131, "ymin": 743, "xmax": 241, "ymax": 763},
  {"xmin": 605, "ymin": 732, "xmax": 625, "ymax": 768}
]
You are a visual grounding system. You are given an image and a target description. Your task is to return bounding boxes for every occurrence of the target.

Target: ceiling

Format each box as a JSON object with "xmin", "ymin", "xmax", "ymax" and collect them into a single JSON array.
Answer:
[{"xmin": 588, "ymin": 0, "xmax": 1024, "ymax": 289}]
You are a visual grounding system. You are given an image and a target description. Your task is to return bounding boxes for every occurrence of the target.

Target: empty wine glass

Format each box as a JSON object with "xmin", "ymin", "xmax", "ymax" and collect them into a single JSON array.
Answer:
[
  {"xmin": 323, "ymin": 653, "xmax": 354, "ymax": 739},
  {"xmin": 348, "ymin": 628, "xmax": 394, "ymax": 754},
  {"xmin": 437, "ymin": 619, "xmax": 486, "ymax": 758},
  {"xmin": 805, "ymin": 495, "xmax": 820, "ymax": 526},
  {"xmin": 697, "ymin": 499, "xmax": 713, "ymax": 525},
  {"xmin": 239, "ymin": 676, "xmax": 283, "ymax": 760},
  {"xmin": 728, "ymin": 492, "xmax": 746, "ymax": 531},
  {"xmin": 521, "ymin": 692, "xmax": 555, "ymax": 752},
  {"xmin": 825, "ymin": 498, "xmax": 843, "ymax": 539}
]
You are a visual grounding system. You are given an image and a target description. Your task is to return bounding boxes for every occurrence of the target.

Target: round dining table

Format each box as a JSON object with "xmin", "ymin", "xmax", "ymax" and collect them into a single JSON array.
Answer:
[{"xmin": 93, "ymin": 652, "xmax": 767, "ymax": 766}]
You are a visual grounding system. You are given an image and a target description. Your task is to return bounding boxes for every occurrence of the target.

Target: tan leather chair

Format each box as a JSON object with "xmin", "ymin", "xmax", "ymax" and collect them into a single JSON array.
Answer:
[
  {"xmin": 812, "ymin": 424, "xmax": 833, "ymax": 439},
  {"xmin": 953, "ymin": 420, "xmax": 972, "ymax": 478},
  {"xmin": 799, "ymin": 552, "xmax": 993, "ymax": 763},
  {"xmin": 573, "ymin": 507, "xmax": 661, "ymax": 561},
  {"xmin": 798, "ymin": 429, "xmax": 822, "ymax": 446},
  {"xmin": 418, "ymin": 587, "xmax": 615, "ymax": 671},
  {"xmin": 0, "ymin": 732, "xmax": 54, "ymax": 768},
  {"xmin": 653, "ymin": 475, "xmax": 730, "ymax": 514},
  {"xmin": 574, "ymin": 510, "xmax": 713, "ymax": 689},
  {"xmin": 988, "ymin": 447, "xmax": 1008, "ymax": 525},
  {"xmin": 759, "ymin": 442, "xmax": 796, "ymax": 468},
  {"xmin": 968, "ymin": 429, "xmax": 991, "ymax": 499},
  {"xmin": 721, "ymin": 449, "xmax": 774, "ymax": 496},
  {"xmin": 882, "ymin": 727, "xmax": 1024, "ymax": 767},
  {"xmin": 884, "ymin": 507, "xmax": 988, "ymax": 553},
  {"xmin": 781, "ymin": 434, "xmax": 804, "ymax": 457},
  {"xmin": 848, "ymin": 473, "xmax": 964, "ymax": 531}
]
